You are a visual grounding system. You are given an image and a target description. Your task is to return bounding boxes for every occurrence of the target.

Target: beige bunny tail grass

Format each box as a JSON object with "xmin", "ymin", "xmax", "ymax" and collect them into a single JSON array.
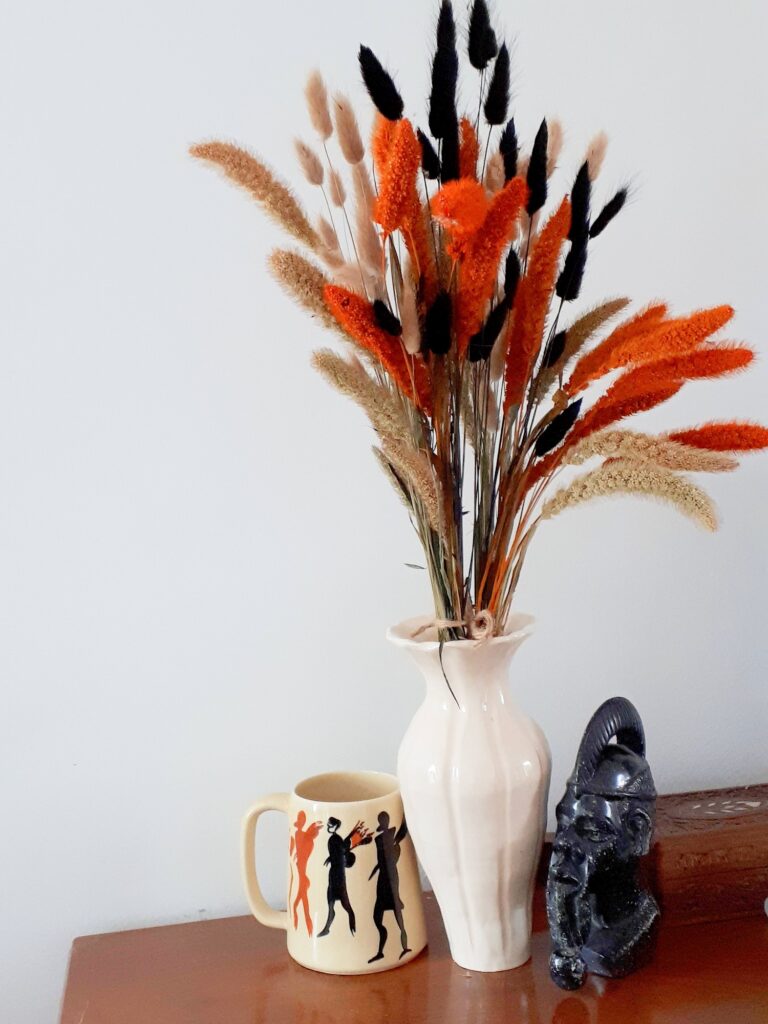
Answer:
[
  {"xmin": 484, "ymin": 151, "xmax": 505, "ymax": 193},
  {"xmin": 372, "ymin": 447, "xmax": 413, "ymax": 512},
  {"xmin": 311, "ymin": 349, "xmax": 410, "ymax": 440},
  {"xmin": 542, "ymin": 459, "xmax": 718, "ymax": 531},
  {"xmin": 381, "ymin": 437, "xmax": 443, "ymax": 535},
  {"xmin": 354, "ymin": 177, "xmax": 384, "ymax": 276},
  {"xmin": 585, "ymin": 131, "xmax": 609, "ymax": 181},
  {"xmin": 328, "ymin": 168, "xmax": 347, "ymax": 207},
  {"xmin": 546, "ymin": 119, "xmax": 564, "ymax": 178},
  {"xmin": 353, "ymin": 163, "xmax": 376, "ymax": 209},
  {"xmin": 294, "ymin": 139, "xmax": 324, "ymax": 186},
  {"xmin": 268, "ymin": 250, "xmax": 339, "ymax": 332},
  {"xmin": 305, "ymin": 70, "xmax": 333, "ymax": 141},
  {"xmin": 567, "ymin": 430, "xmax": 738, "ymax": 473},
  {"xmin": 333, "ymin": 93, "xmax": 365, "ymax": 164},
  {"xmin": 190, "ymin": 142, "xmax": 320, "ymax": 251},
  {"xmin": 333, "ymin": 261, "xmax": 370, "ymax": 296},
  {"xmin": 316, "ymin": 215, "xmax": 343, "ymax": 259}
]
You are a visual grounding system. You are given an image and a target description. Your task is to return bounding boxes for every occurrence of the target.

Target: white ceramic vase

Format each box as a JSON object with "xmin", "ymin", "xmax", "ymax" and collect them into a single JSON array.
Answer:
[{"xmin": 388, "ymin": 614, "xmax": 551, "ymax": 972}]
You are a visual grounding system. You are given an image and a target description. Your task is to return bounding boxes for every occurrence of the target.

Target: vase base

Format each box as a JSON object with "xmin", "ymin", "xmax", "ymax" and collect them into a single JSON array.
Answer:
[{"xmin": 449, "ymin": 949, "xmax": 532, "ymax": 973}]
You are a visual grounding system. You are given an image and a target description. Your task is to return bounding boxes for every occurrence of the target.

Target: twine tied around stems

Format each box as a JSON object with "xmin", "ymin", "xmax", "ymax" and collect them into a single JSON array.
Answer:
[{"xmin": 410, "ymin": 609, "xmax": 496, "ymax": 642}]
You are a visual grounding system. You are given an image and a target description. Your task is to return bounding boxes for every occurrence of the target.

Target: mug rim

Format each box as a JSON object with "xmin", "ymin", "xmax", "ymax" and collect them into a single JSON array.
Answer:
[{"xmin": 293, "ymin": 770, "xmax": 399, "ymax": 806}]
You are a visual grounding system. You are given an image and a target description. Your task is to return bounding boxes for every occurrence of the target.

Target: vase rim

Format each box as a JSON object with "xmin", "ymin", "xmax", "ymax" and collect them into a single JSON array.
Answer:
[{"xmin": 387, "ymin": 612, "xmax": 535, "ymax": 652}]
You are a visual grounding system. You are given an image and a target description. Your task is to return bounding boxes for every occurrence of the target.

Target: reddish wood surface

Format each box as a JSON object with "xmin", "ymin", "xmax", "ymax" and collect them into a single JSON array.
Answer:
[{"xmin": 60, "ymin": 891, "xmax": 768, "ymax": 1024}]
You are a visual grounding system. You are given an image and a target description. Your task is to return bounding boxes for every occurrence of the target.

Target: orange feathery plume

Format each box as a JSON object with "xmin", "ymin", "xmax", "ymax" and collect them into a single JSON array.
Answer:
[
  {"xmin": 459, "ymin": 117, "xmax": 480, "ymax": 179},
  {"xmin": 504, "ymin": 198, "xmax": 571, "ymax": 408},
  {"xmin": 453, "ymin": 176, "xmax": 528, "ymax": 353},
  {"xmin": 565, "ymin": 304, "xmax": 668, "ymax": 395},
  {"xmin": 430, "ymin": 179, "xmax": 489, "ymax": 259},
  {"xmin": 668, "ymin": 422, "xmax": 768, "ymax": 452},
  {"xmin": 324, "ymin": 285, "xmax": 432, "ymax": 413},
  {"xmin": 371, "ymin": 114, "xmax": 397, "ymax": 179},
  {"xmin": 606, "ymin": 344, "xmax": 754, "ymax": 400},
  {"xmin": 566, "ymin": 304, "xmax": 734, "ymax": 395},
  {"xmin": 374, "ymin": 118, "xmax": 422, "ymax": 236}
]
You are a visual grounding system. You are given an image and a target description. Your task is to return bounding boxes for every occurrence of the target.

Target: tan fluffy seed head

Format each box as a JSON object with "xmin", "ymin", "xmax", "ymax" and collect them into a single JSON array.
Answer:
[
  {"xmin": 190, "ymin": 141, "xmax": 320, "ymax": 251},
  {"xmin": 333, "ymin": 93, "xmax": 365, "ymax": 164},
  {"xmin": 312, "ymin": 348, "xmax": 410, "ymax": 439},
  {"xmin": 542, "ymin": 458, "xmax": 717, "ymax": 531},
  {"xmin": 305, "ymin": 70, "xmax": 333, "ymax": 141},
  {"xmin": 586, "ymin": 131, "xmax": 609, "ymax": 181},
  {"xmin": 381, "ymin": 436, "xmax": 443, "ymax": 535},
  {"xmin": 484, "ymin": 151, "xmax": 505, "ymax": 193},
  {"xmin": 328, "ymin": 168, "xmax": 347, "ymax": 207},
  {"xmin": 294, "ymin": 139, "xmax": 324, "ymax": 186},
  {"xmin": 567, "ymin": 430, "xmax": 738, "ymax": 473},
  {"xmin": 546, "ymin": 119, "xmax": 564, "ymax": 178},
  {"xmin": 268, "ymin": 249, "xmax": 340, "ymax": 333},
  {"xmin": 399, "ymin": 271, "xmax": 420, "ymax": 354}
]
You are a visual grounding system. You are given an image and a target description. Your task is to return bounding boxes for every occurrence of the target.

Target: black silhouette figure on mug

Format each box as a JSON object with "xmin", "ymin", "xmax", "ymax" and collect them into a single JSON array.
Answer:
[
  {"xmin": 317, "ymin": 818, "xmax": 372, "ymax": 938},
  {"xmin": 367, "ymin": 811, "xmax": 411, "ymax": 963}
]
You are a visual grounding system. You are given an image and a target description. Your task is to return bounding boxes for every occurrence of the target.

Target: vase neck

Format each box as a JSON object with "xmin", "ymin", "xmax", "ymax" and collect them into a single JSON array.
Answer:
[{"xmin": 406, "ymin": 634, "xmax": 527, "ymax": 711}]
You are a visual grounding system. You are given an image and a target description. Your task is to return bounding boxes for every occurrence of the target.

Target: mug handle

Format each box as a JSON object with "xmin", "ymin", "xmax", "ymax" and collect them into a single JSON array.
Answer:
[{"xmin": 241, "ymin": 793, "xmax": 290, "ymax": 930}]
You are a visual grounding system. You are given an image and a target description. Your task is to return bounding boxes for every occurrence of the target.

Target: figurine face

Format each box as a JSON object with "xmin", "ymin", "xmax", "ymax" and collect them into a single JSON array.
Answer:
[{"xmin": 551, "ymin": 789, "xmax": 651, "ymax": 890}]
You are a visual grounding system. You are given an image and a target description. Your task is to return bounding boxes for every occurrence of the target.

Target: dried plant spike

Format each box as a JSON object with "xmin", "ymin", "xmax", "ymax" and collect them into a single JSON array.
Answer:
[
  {"xmin": 585, "ymin": 131, "xmax": 609, "ymax": 181},
  {"xmin": 541, "ymin": 297, "xmax": 631, "ymax": 388},
  {"xmin": 484, "ymin": 150, "xmax": 505, "ymax": 193},
  {"xmin": 294, "ymin": 139, "xmax": 324, "ymax": 186},
  {"xmin": 354, "ymin": 182, "xmax": 384, "ymax": 276},
  {"xmin": 459, "ymin": 117, "xmax": 480, "ymax": 179},
  {"xmin": 305, "ymin": 70, "xmax": 333, "ymax": 141},
  {"xmin": 590, "ymin": 188, "xmax": 628, "ymax": 238},
  {"xmin": 373, "ymin": 446, "xmax": 413, "ymax": 511},
  {"xmin": 567, "ymin": 430, "xmax": 739, "ymax": 473},
  {"xmin": 333, "ymin": 93, "xmax": 365, "ymax": 164},
  {"xmin": 190, "ymin": 141, "xmax": 320, "ymax": 251},
  {"xmin": 542, "ymin": 459, "xmax": 718, "ymax": 531},
  {"xmin": 667, "ymin": 422, "xmax": 768, "ymax": 452},
  {"xmin": 359, "ymin": 45, "xmax": 404, "ymax": 121},
  {"xmin": 468, "ymin": 0, "xmax": 499, "ymax": 70},
  {"xmin": 429, "ymin": 1, "xmax": 459, "ymax": 140},
  {"xmin": 382, "ymin": 436, "xmax": 443, "ymax": 534},
  {"xmin": 311, "ymin": 348, "xmax": 410, "ymax": 440},
  {"xmin": 328, "ymin": 168, "xmax": 347, "ymax": 207},
  {"xmin": 399, "ymin": 270, "xmax": 421, "ymax": 354},
  {"xmin": 268, "ymin": 249, "xmax": 340, "ymax": 333},
  {"xmin": 316, "ymin": 215, "xmax": 340, "ymax": 253},
  {"xmin": 546, "ymin": 119, "xmax": 564, "ymax": 178},
  {"xmin": 374, "ymin": 118, "xmax": 421, "ymax": 235}
]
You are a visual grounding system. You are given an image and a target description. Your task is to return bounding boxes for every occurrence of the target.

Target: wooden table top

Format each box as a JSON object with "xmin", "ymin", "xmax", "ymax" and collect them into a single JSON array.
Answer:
[{"xmin": 60, "ymin": 893, "xmax": 768, "ymax": 1024}]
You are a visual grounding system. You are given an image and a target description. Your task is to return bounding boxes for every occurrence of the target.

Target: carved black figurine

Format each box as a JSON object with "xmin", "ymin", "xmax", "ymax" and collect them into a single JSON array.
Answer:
[{"xmin": 546, "ymin": 697, "xmax": 659, "ymax": 990}]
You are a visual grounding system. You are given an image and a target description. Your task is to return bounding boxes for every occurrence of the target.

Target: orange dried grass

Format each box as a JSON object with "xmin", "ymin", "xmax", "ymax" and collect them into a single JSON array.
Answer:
[
  {"xmin": 668, "ymin": 422, "xmax": 768, "ymax": 452},
  {"xmin": 504, "ymin": 198, "xmax": 571, "ymax": 407},
  {"xmin": 565, "ymin": 303, "xmax": 668, "ymax": 395},
  {"xmin": 323, "ymin": 285, "xmax": 432, "ymax": 412},
  {"xmin": 459, "ymin": 117, "xmax": 480, "ymax": 179}
]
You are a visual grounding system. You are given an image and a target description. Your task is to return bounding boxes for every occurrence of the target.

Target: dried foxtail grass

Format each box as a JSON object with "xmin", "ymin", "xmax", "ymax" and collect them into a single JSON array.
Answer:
[
  {"xmin": 540, "ymin": 297, "xmax": 631, "ymax": 388},
  {"xmin": 381, "ymin": 436, "xmax": 443, "ymax": 535},
  {"xmin": 315, "ymin": 215, "xmax": 344, "ymax": 266},
  {"xmin": 354, "ymin": 171, "xmax": 384, "ymax": 276},
  {"xmin": 294, "ymin": 139, "xmax": 324, "ymax": 186},
  {"xmin": 399, "ymin": 271, "xmax": 420, "ymax": 354},
  {"xmin": 333, "ymin": 93, "xmax": 365, "ymax": 164},
  {"xmin": 268, "ymin": 250, "xmax": 340, "ymax": 333},
  {"xmin": 567, "ymin": 430, "xmax": 738, "ymax": 473},
  {"xmin": 305, "ymin": 70, "xmax": 333, "ymax": 141},
  {"xmin": 328, "ymin": 169, "xmax": 347, "ymax": 207},
  {"xmin": 586, "ymin": 131, "xmax": 608, "ymax": 181},
  {"xmin": 372, "ymin": 446, "xmax": 412, "ymax": 511},
  {"xmin": 190, "ymin": 142, "xmax": 319, "ymax": 251},
  {"xmin": 542, "ymin": 458, "xmax": 718, "ymax": 531},
  {"xmin": 311, "ymin": 348, "xmax": 411, "ymax": 439},
  {"xmin": 546, "ymin": 119, "xmax": 564, "ymax": 178}
]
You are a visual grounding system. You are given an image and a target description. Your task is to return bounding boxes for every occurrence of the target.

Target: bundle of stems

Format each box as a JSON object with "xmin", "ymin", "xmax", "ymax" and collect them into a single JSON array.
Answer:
[{"xmin": 192, "ymin": 0, "xmax": 768, "ymax": 639}]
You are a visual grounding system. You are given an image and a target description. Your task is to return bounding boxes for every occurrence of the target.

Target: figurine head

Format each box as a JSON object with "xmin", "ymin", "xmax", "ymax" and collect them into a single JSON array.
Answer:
[
  {"xmin": 327, "ymin": 816, "xmax": 341, "ymax": 834},
  {"xmin": 294, "ymin": 810, "xmax": 307, "ymax": 829}
]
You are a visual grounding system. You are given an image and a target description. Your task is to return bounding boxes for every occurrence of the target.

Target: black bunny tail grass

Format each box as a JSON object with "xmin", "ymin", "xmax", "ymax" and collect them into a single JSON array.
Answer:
[
  {"xmin": 499, "ymin": 118, "xmax": 518, "ymax": 181},
  {"xmin": 417, "ymin": 129, "xmax": 442, "ymax": 179},
  {"xmin": 569, "ymin": 161, "xmax": 591, "ymax": 243},
  {"xmin": 556, "ymin": 236, "xmax": 589, "ymax": 302},
  {"xmin": 373, "ymin": 299, "xmax": 403, "ymax": 336},
  {"xmin": 590, "ymin": 187, "xmax": 629, "ymax": 237},
  {"xmin": 358, "ymin": 46, "xmax": 404, "ymax": 121},
  {"xmin": 423, "ymin": 290, "xmax": 453, "ymax": 355},
  {"xmin": 504, "ymin": 247, "xmax": 521, "ymax": 304},
  {"xmin": 468, "ymin": 300, "xmax": 509, "ymax": 362},
  {"xmin": 428, "ymin": 1, "xmax": 459, "ymax": 139},
  {"xmin": 440, "ymin": 117, "xmax": 461, "ymax": 182},
  {"xmin": 526, "ymin": 118, "xmax": 548, "ymax": 215},
  {"xmin": 541, "ymin": 329, "xmax": 567, "ymax": 368},
  {"xmin": 468, "ymin": 0, "xmax": 498, "ymax": 70},
  {"xmin": 483, "ymin": 43, "xmax": 510, "ymax": 125},
  {"xmin": 534, "ymin": 399, "xmax": 583, "ymax": 456}
]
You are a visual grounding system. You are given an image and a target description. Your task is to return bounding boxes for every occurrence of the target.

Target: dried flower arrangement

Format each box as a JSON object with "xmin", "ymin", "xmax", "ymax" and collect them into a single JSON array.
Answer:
[{"xmin": 192, "ymin": 1, "xmax": 768, "ymax": 639}]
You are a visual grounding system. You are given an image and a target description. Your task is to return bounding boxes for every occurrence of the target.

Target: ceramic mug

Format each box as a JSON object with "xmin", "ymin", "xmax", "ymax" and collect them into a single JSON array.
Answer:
[{"xmin": 241, "ymin": 770, "xmax": 427, "ymax": 974}]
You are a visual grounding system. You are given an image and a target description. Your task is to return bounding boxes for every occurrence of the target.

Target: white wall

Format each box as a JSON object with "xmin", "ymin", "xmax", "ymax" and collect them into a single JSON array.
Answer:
[{"xmin": 2, "ymin": 1, "xmax": 767, "ymax": 1019}]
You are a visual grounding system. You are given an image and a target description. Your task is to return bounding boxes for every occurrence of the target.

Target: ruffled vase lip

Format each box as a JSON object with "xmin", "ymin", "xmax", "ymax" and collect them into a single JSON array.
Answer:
[{"xmin": 387, "ymin": 612, "xmax": 535, "ymax": 652}]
